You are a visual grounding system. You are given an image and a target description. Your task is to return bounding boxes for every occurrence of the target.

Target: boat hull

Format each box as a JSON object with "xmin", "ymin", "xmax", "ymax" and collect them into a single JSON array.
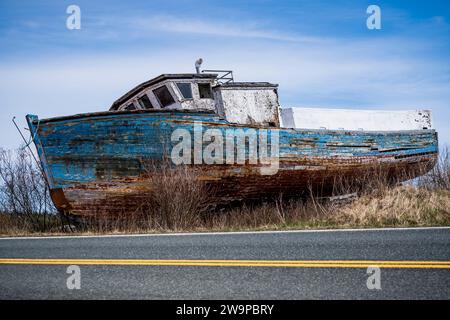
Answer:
[{"xmin": 26, "ymin": 109, "xmax": 438, "ymax": 218}]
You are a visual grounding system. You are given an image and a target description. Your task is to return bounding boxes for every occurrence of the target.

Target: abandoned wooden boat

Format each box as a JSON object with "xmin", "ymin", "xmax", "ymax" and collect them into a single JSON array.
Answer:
[{"xmin": 26, "ymin": 70, "xmax": 438, "ymax": 218}]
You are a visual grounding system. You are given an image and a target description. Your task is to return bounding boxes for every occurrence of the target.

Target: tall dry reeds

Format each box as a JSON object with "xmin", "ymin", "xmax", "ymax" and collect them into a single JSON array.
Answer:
[
  {"xmin": 142, "ymin": 162, "xmax": 215, "ymax": 231},
  {"xmin": 417, "ymin": 147, "xmax": 450, "ymax": 190}
]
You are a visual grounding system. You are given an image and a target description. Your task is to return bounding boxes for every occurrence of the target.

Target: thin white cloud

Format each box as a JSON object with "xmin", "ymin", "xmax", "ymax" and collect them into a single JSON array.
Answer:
[
  {"xmin": 87, "ymin": 14, "xmax": 326, "ymax": 43},
  {"xmin": 144, "ymin": 15, "xmax": 325, "ymax": 42}
]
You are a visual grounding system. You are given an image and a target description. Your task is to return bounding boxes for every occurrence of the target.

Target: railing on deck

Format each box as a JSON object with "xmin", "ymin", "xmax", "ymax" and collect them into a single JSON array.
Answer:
[{"xmin": 202, "ymin": 70, "xmax": 234, "ymax": 84}]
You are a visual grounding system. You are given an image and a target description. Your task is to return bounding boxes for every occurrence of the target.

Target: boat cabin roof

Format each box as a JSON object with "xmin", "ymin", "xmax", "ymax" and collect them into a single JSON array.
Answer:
[
  {"xmin": 218, "ymin": 82, "xmax": 277, "ymax": 88},
  {"xmin": 110, "ymin": 73, "xmax": 218, "ymax": 110}
]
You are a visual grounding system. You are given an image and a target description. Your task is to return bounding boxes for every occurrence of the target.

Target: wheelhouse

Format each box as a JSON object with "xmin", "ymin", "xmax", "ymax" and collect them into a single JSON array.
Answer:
[
  {"xmin": 110, "ymin": 73, "xmax": 217, "ymax": 112},
  {"xmin": 110, "ymin": 72, "xmax": 281, "ymax": 127}
]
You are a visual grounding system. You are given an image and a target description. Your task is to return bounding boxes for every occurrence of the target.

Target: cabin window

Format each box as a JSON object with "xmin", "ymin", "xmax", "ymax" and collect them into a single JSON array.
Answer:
[
  {"xmin": 153, "ymin": 85, "xmax": 175, "ymax": 108},
  {"xmin": 176, "ymin": 82, "xmax": 193, "ymax": 99},
  {"xmin": 124, "ymin": 102, "xmax": 136, "ymax": 110},
  {"xmin": 198, "ymin": 83, "xmax": 213, "ymax": 99},
  {"xmin": 137, "ymin": 94, "xmax": 154, "ymax": 109}
]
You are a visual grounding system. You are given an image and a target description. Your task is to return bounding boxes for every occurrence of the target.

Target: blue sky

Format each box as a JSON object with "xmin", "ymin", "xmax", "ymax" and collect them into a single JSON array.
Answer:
[{"xmin": 0, "ymin": 0, "xmax": 449, "ymax": 149}]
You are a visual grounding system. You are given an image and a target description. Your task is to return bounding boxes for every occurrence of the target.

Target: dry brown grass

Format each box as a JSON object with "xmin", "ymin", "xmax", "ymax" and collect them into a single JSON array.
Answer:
[
  {"xmin": 0, "ymin": 213, "xmax": 16, "ymax": 235},
  {"xmin": 0, "ymin": 212, "xmax": 61, "ymax": 236},
  {"xmin": 143, "ymin": 162, "xmax": 215, "ymax": 231},
  {"xmin": 327, "ymin": 186, "xmax": 450, "ymax": 228},
  {"xmin": 202, "ymin": 188, "xmax": 450, "ymax": 231}
]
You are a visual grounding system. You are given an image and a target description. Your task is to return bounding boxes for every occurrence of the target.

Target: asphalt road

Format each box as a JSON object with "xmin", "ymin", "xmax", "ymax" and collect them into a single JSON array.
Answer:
[{"xmin": 0, "ymin": 227, "xmax": 449, "ymax": 299}]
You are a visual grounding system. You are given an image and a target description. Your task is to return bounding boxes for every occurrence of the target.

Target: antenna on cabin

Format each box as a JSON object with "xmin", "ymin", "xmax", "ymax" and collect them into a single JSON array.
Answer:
[{"xmin": 195, "ymin": 58, "xmax": 203, "ymax": 74}]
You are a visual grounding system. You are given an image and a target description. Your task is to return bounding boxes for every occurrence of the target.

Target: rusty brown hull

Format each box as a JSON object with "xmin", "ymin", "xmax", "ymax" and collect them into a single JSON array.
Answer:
[{"xmin": 50, "ymin": 154, "xmax": 437, "ymax": 218}]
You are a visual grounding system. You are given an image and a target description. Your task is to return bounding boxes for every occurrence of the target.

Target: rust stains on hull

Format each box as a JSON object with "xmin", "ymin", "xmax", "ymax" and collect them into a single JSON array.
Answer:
[{"xmin": 55, "ymin": 153, "xmax": 437, "ymax": 218}]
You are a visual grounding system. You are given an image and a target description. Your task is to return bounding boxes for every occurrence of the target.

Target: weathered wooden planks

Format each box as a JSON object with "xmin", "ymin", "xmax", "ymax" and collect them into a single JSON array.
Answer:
[{"xmin": 26, "ymin": 109, "xmax": 438, "ymax": 218}]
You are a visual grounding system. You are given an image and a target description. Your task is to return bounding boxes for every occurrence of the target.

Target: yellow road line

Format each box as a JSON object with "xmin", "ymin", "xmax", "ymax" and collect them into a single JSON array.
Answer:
[{"xmin": 0, "ymin": 258, "xmax": 450, "ymax": 269}]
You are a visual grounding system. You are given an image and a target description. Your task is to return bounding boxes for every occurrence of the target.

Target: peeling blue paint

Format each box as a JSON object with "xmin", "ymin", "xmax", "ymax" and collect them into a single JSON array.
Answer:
[{"xmin": 26, "ymin": 110, "xmax": 438, "ymax": 191}]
